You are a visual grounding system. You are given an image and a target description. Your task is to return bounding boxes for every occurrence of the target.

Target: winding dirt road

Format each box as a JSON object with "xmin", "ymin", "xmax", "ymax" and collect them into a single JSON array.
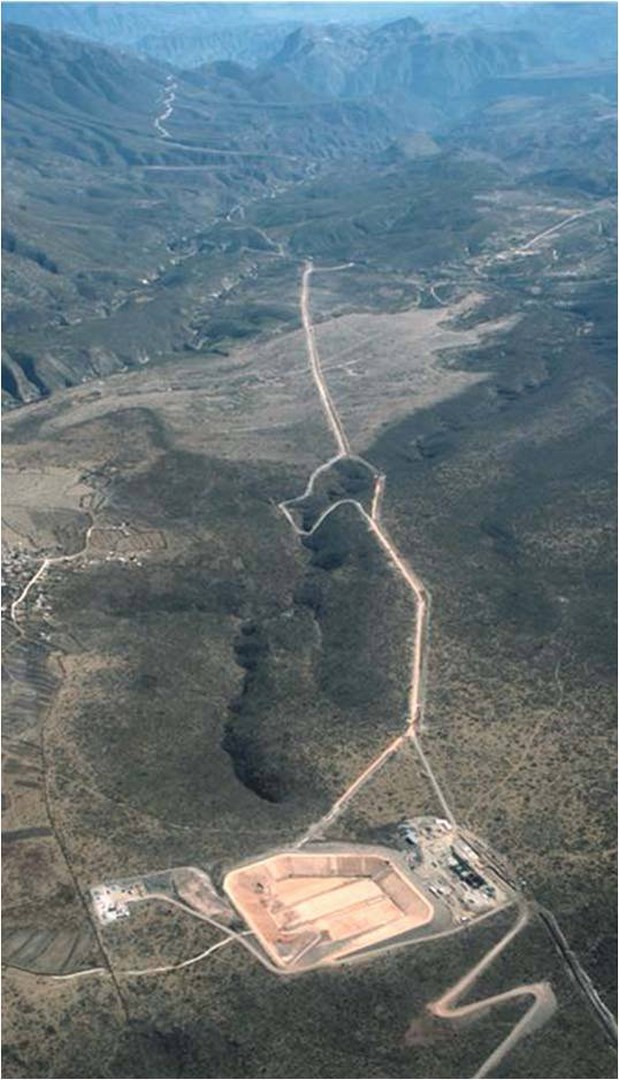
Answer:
[
  {"xmin": 280, "ymin": 257, "xmax": 560, "ymax": 1076},
  {"xmin": 283, "ymin": 262, "xmax": 446, "ymax": 841},
  {"xmin": 154, "ymin": 75, "xmax": 176, "ymax": 138},
  {"xmin": 430, "ymin": 904, "xmax": 556, "ymax": 1079}
]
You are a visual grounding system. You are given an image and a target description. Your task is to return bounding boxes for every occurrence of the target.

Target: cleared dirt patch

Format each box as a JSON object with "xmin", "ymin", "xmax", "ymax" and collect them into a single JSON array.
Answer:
[
  {"xmin": 312, "ymin": 296, "xmax": 517, "ymax": 453},
  {"xmin": 225, "ymin": 844, "xmax": 434, "ymax": 971}
]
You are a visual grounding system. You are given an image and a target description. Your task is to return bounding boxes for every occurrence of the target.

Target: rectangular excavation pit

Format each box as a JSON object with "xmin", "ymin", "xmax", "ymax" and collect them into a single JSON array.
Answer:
[{"xmin": 224, "ymin": 845, "xmax": 435, "ymax": 971}]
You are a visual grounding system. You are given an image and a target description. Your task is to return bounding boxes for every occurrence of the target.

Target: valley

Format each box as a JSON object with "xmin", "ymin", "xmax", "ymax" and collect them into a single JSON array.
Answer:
[{"xmin": 2, "ymin": 5, "xmax": 617, "ymax": 1079}]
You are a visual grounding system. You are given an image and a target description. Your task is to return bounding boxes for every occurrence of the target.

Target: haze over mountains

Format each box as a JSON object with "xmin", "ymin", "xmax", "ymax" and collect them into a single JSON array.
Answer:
[
  {"xmin": 1, "ymin": 2, "xmax": 454, "ymax": 67},
  {"xmin": 2, "ymin": 3, "xmax": 616, "ymax": 405},
  {"xmin": 3, "ymin": 1, "xmax": 616, "ymax": 67}
]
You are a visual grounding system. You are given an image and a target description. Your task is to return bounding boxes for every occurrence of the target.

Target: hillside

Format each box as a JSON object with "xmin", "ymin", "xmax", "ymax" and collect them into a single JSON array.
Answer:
[
  {"xmin": 267, "ymin": 17, "xmax": 552, "ymax": 118},
  {"xmin": 0, "ymin": 2, "xmax": 428, "ymax": 66},
  {"xmin": 4, "ymin": 2, "xmax": 615, "ymax": 70},
  {"xmin": 2, "ymin": 23, "xmax": 395, "ymax": 403}
]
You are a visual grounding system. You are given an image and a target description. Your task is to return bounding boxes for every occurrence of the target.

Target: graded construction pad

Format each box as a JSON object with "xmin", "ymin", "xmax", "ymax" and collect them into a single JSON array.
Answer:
[{"xmin": 224, "ymin": 845, "xmax": 434, "ymax": 970}]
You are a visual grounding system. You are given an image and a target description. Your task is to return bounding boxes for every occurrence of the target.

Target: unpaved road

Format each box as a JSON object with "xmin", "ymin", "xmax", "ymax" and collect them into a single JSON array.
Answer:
[
  {"xmin": 10, "ymin": 517, "xmax": 96, "ymax": 629},
  {"xmin": 299, "ymin": 262, "xmax": 350, "ymax": 456},
  {"xmin": 154, "ymin": 75, "xmax": 176, "ymax": 138},
  {"xmin": 278, "ymin": 256, "xmax": 619, "ymax": 1076},
  {"xmin": 430, "ymin": 904, "xmax": 557, "ymax": 1079},
  {"xmin": 284, "ymin": 261, "xmax": 445, "ymax": 841}
]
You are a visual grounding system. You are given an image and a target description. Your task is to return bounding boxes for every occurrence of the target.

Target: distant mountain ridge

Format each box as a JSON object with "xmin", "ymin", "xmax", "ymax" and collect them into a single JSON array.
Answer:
[
  {"xmin": 3, "ymin": 2, "xmax": 615, "ymax": 72},
  {"xmin": 2, "ymin": 10, "xmax": 616, "ymax": 406},
  {"xmin": 0, "ymin": 2, "xmax": 431, "ymax": 67},
  {"xmin": 263, "ymin": 17, "xmax": 555, "ymax": 124}
]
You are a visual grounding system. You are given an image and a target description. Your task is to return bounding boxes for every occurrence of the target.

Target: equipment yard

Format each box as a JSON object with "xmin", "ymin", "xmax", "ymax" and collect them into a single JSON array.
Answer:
[
  {"xmin": 91, "ymin": 866, "xmax": 235, "ymax": 926},
  {"xmin": 393, "ymin": 816, "xmax": 512, "ymax": 928}
]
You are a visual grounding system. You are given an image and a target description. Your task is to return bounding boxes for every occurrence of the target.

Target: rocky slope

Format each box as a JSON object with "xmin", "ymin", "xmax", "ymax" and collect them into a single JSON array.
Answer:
[
  {"xmin": 266, "ymin": 16, "xmax": 552, "ymax": 124},
  {"xmin": 1, "ymin": 24, "xmax": 397, "ymax": 406}
]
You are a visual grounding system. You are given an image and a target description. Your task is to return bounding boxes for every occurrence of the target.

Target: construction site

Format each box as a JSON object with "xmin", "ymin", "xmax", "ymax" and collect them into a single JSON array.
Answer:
[
  {"xmin": 223, "ymin": 845, "xmax": 435, "ymax": 971},
  {"xmin": 223, "ymin": 824, "xmax": 513, "ymax": 972},
  {"xmin": 88, "ymin": 820, "xmax": 513, "ymax": 980}
]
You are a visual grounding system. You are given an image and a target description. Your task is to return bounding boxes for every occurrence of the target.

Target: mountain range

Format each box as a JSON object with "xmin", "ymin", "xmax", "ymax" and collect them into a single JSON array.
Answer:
[
  {"xmin": 2, "ymin": 6, "xmax": 616, "ymax": 405},
  {"xmin": 3, "ymin": 1, "xmax": 616, "ymax": 68}
]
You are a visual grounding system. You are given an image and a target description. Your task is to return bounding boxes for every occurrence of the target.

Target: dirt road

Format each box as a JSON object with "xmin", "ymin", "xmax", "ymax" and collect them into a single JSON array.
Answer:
[
  {"xmin": 154, "ymin": 75, "xmax": 176, "ymax": 138},
  {"xmin": 10, "ymin": 518, "xmax": 96, "ymax": 629},
  {"xmin": 278, "ymin": 257, "xmax": 610, "ymax": 1077},
  {"xmin": 429, "ymin": 904, "xmax": 556, "ymax": 1079},
  {"xmin": 299, "ymin": 262, "xmax": 350, "ymax": 456},
  {"xmin": 284, "ymin": 262, "xmax": 446, "ymax": 840}
]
